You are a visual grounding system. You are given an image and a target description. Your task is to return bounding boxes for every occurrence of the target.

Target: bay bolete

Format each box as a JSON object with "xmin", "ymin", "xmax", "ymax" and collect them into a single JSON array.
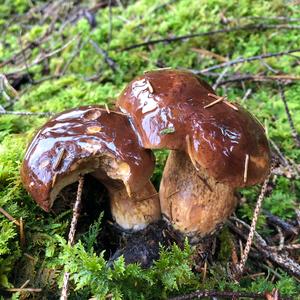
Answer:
[
  {"xmin": 21, "ymin": 106, "xmax": 160, "ymax": 231},
  {"xmin": 117, "ymin": 69, "xmax": 271, "ymax": 239}
]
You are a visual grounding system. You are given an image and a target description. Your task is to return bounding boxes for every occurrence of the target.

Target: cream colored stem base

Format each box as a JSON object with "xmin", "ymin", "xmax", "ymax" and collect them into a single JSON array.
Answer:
[
  {"xmin": 160, "ymin": 151, "xmax": 237, "ymax": 237},
  {"xmin": 110, "ymin": 180, "xmax": 161, "ymax": 231}
]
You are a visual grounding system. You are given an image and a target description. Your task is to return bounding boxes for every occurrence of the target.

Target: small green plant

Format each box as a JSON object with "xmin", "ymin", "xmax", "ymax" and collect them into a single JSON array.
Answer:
[{"xmin": 49, "ymin": 236, "xmax": 197, "ymax": 299}]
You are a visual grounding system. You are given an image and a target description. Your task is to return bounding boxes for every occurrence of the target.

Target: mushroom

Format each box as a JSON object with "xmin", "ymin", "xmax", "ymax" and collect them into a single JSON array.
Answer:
[
  {"xmin": 117, "ymin": 69, "xmax": 271, "ymax": 240},
  {"xmin": 21, "ymin": 106, "xmax": 160, "ymax": 231}
]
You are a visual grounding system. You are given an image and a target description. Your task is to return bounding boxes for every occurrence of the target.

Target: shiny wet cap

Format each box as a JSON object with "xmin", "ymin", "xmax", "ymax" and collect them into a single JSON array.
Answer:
[
  {"xmin": 117, "ymin": 69, "xmax": 271, "ymax": 187},
  {"xmin": 21, "ymin": 106, "xmax": 155, "ymax": 211}
]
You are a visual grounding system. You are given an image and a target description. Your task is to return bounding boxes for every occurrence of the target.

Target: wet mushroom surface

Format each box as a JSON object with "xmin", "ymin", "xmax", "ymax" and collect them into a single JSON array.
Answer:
[
  {"xmin": 21, "ymin": 105, "xmax": 161, "ymax": 232},
  {"xmin": 117, "ymin": 69, "xmax": 271, "ymax": 240},
  {"xmin": 20, "ymin": 105, "xmax": 169, "ymax": 266}
]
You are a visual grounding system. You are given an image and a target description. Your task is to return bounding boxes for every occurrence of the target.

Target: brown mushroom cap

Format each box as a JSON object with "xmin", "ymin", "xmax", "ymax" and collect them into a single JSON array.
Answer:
[
  {"xmin": 117, "ymin": 69, "xmax": 271, "ymax": 187},
  {"xmin": 21, "ymin": 106, "xmax": 155, "ymax": 212}
]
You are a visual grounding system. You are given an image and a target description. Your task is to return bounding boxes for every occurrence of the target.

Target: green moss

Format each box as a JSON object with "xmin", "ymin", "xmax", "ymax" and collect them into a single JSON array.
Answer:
[
  {"xmin": 218, "ymin": 227, "xmax": 234, "ymax": 262},
  {"xmin": 46, "ymin": 237, "xmax": 197, "ymax": 299},
  {"xmin": 0, "ymin": 0, "xmax": 300, "ymax": 297},
  {"xmin": 15, "ymin": 76, "xmax": 119, "ymax": 113}
]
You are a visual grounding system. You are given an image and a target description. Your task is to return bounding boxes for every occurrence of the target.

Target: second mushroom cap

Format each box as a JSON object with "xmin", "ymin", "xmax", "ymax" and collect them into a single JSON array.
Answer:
[
  {"xmin": 117, "ymin": 69, "xmax": 271, "ymax": 237},
  {"xmin": 117, "ymin": 69, "xmax": 270, "ymax": 187}
]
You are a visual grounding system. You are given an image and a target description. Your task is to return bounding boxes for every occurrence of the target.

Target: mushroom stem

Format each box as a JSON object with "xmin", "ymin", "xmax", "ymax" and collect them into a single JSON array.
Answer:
[
  {"xmin": 109, "ymin": 180, "xmax": 160, "ymax": 231},
  {"xmin": 160, "ymin": 150, "xmax": 237, "ymax": 241}
]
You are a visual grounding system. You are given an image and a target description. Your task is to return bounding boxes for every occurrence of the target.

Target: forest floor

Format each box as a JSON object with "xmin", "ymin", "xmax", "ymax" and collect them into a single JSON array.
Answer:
[{"xmin": 0, "ymin": 0, "xmax": 300, "ymax": 299}]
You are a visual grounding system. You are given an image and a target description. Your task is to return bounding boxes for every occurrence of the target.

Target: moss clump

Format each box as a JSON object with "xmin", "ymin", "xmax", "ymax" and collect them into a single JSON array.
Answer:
[{"xmin": 0, "ymin": 0, "xmax": 299, "ymax": 298}]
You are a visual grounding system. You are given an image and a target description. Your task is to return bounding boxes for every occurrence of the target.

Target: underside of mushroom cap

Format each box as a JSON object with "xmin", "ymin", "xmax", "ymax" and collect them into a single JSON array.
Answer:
[
  {"xmin": 21, "ymin": 106, "xmax": 155, "ymax": 211},
  {"xmin": 117, "ymin": 69, "xmax": 271, "ymax": 187}
]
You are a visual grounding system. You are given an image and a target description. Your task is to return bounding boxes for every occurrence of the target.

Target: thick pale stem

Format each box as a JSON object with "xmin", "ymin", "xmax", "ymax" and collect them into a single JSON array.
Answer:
[
  {"xmin": 91, "ymin": 160, "xmax": 161, "ymax": 231},
  {"xmin": 160, "ymin": 151, "xmax": 237, "ymax": 238},
  {"xmin": 109, "ymin": 180, "xmax": 161, "ymax": 231}
]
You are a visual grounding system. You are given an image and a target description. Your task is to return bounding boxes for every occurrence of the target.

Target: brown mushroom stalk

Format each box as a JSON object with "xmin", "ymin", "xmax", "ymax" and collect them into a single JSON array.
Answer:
[
  {"xmin": 21, "ymin": 106, "xmax": 160, "ymax": 231},
  {"xmin": 160, "ymin": 150, "xmax": 237, "ymax": 239},
  {"xmin": 92, "ymin": 169, "xmax": 159, "ymax": 230},
  {"xmin": 117, "ymin": 69, "xmax": 271, "ymax": 239}
]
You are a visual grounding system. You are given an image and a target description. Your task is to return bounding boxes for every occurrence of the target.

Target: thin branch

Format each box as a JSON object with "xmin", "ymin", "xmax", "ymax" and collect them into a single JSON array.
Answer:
[
  {"xmin": 276, "ymin": 225, "xmax": 285, "ymax": 251},
  {"xmin": 90, "ymin": 40, "xmax": 118, "ymax": 72},
  {"xmin": 272, "ymin": 165, "xmax": 299, "ymax": 179},
  {"xmin": 121, "ymin": 24, "xmax": 300, "ymax": 51},
  {"xmin": 260, "ymin": 59, "xmax": 280, "ymax": 74},
  {"xmin": 0, "ymin": 14, "xmax": 59, "ymax": 69},
  {"xmin": 0, "ymin": 111, "xmax": 53, "ymax": 117},
  {"xmin": 30, "ymin": 74, "xmax": 62, "ymax": 85},
  {"xmin": 270, "ymin": 141, "xmax": 300, "ymax": 178},
  {"xmin": 0, "ymin": 207, "xmax": 20, "ymax": 226},
  {"xmin": 19, "ymin": 279, "xmax": 30, "ymax": 289},
  {"xmin": 212, "ymin": 66, "xmax": 229, "ymax": 89},
  {"xmin": 18, "ymin": 31, "xmax": 34, "ymax": 84},
  {"xmin": 190, "ymin": 72, "xmax": 300, "ymax": 85},
  {"xmin": 19, "ymin": 217, "xmax": 25, "ymax": 247},
  {"xmin": 61, "ymin": 176, "xmax": 84, "ymax": 300},
  {"xmin": 244, "ymin": 16, "xmax": 300, "ymax": 22},
  {"xmin": 61, "ymin": 36, "xmax": 91, "ymax": 76},
  {"xmin": 242, "ymin": 88, "xmax": 252, "ymax": 102},
  {"xmin": 234, "ymin": 173, "xmax": 271, "ymax": 277},
  {"xmin": 199, "ymin": 48, "xmax": 300, "ymax": 73},
  {"xmin": 264, "ymin": 210, "xmax": 299, "ymax": 235},
  {"xmin": 0, "ymin": 74, "xmax": 19, "ymax": 102},
  {"xmin": 269, "ymin": 139, "xmax": 290, "ymax": 167},
  {"xmin": 231, "ymin": 217, "xmax": 273, "ymax": 249},
  {"xmin": 5, "ymin": 35, "xmax": 79, "ymax": 76},
  {"xmin": 278, "ymin": 83, "xmax": 300, "ymax": 147},
  {"xmin": 269, "ymin": 244, "xmax": 300, "ymax": 250},
  {"xmin": 5, "ymin": 288, "xmax": 42, "ymax": 292},
  {"xmin": 168, "ymin": 290, "xmax": 290, "ymax": 300},
  {"xmin": 229, "ymin": 218, "xmax": 300, "ymax": 278},
  {"xmin": 107, "ymin": 0, "xmax": 113, "ymax": 50}
]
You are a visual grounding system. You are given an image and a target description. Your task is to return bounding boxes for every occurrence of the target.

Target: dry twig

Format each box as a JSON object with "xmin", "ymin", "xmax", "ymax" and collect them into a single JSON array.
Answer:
[
  {"xmin": 0, "ymin": 207, "xmax": 20, "ymax": 226},
  {"xmin": 204, "ymin": 96, "xmax": 225, "ymax": 108},
  {"xmin": 18, "ymin": 32, "xmax": 34, "ymax": 84},
  {"xmin": 53, "ymin": 148, "xmax": 66, "ymax": 170},
  {"xmin": 278, "ymin": 83, "xmax": 300, "ymax": 147},
  {"xmin": 61, "ymin": 176, "xmax": 84, "ymax": 300},
  {"xmin": 243, "ymin": 154, "xmax": 250, "ymax": 183},
  {"xmin": 19, "ymin": 217, "xmax": 25, "ymax": 247},
  {"xmin": 269, "ymin": 139, "xmax": 290, "ymax": 167},
  {"xmin": 200, "ymin": 49, "xmax": 300, "ymax": 73},
  {"xmin": 234, "ymin": 173, "xmax": 271, "ymax": 277},
  {"xmin": 6, "ymin": 35, "xmax": 79, "ymax": 76},
  {"xmin": 205, "ymin": 74, "xmax": 300, "ymax": 85},
  {"xmin": 242, "ymin": 88, "xmax": 252, "ymax": 102},
  {"xmin": 168, "ymin": 290, "xmax": 291, "ymax": 300},
  {"xmin": 90, "ymin": 39, "xmax": 118, "ymax": 72},
  {"xmin": 192, "ymin": 48, "xmax": 228, "ymax": 63},
  {"xmin": 264, "ymin": 210, "xmax": 299, "ymax": 235},
  {"xmin": 213, "ymin": 66, "xmax": 230, "ymax": 89},
  {"xmin": 0, "ymin": 111, "xmax": 53, "ymax": 117},
  {"xmin": 122, "ymin": 24, "xmax": 300, "ymax": 51},
  {"xmin": 19, "ymin": 279, "xmax": 30, "ymax": 289},
  {"xmin": 5, "ymin": 288, "xmax": 42, "ymax": 293},
  {"xmin": 269, "ymin": 244, "xmax": 300, "ymax": 251},
  {"xmin": 0, "ymin": 74, "xmax": 18, "ymax": 101},
  {"xmin": 229, "ymin": 218, "xmax": 300, "ymax": 278}
]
